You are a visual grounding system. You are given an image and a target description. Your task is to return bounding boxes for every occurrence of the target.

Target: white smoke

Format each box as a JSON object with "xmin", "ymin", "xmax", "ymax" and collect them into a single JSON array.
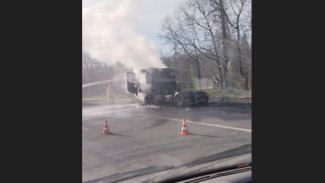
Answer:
[{"xmin": 82, "ymin": 0, "xmax": 166, "ymax": 73}]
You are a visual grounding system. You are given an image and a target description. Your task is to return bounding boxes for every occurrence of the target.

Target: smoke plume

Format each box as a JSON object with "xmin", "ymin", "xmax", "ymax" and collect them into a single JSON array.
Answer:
[{"xmin": 82, "ymin": 0, "xmax": 166, "ymax": 73}]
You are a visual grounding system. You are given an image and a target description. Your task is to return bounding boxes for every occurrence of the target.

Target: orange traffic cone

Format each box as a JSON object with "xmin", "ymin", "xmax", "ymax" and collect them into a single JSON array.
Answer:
[
  {"xmin": 102, "ymin": 120, "xmax": 111, "ymax": 135},
  {"xmin": 179, "ymin": 117, "xmax": 190, "ymax": 135}
]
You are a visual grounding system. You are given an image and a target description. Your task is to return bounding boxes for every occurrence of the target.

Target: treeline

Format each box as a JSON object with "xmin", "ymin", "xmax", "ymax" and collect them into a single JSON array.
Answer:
[
  {"xmin": 82, "ymin": 52, "xmax": 114, "ymax": 97},
  {"xmin": 160, "ymin": 0, "xmax": 251, "ymax": 90},
  {"xmin": 82, "ymin": 52, "xmax": 131, "ymax": 97},
  {"xmin": 82, "ymin": 52, "xmax": 114, "ymax": 84}
]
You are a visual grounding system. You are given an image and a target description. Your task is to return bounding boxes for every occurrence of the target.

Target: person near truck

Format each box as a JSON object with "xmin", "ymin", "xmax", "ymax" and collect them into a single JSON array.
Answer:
[{"xmin": 107, "ymin": 84, "xmax": 115, "ymax": 104}]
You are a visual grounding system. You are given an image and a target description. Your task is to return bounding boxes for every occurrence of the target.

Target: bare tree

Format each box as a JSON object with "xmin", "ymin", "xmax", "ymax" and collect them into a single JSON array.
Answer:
[
  {"xmin": 161, "ymin": 0, "xmax": 226, "ymax": 88},
  {"xmin": 210, "ymin": 0, "xmax": 251, "ymax": 90},
  {"xmin": 207, "ymin": 0, "xmax": 232, "ymax": 88},
  {"xmin": 230, "ymin": 0, "xmax": 249, "ymax": 90},
  {"xmin": 160, "ymin": 0, "xmax": 251, "ymax": 90}
]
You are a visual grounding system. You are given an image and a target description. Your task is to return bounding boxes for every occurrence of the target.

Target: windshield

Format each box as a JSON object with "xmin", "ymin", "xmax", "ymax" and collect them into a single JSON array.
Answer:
[{"xmin": 82, "ymin": 0, "xmax": 251, "ymax": 182}]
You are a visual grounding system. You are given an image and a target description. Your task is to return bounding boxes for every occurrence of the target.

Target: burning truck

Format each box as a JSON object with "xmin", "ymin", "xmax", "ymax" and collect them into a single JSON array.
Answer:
[{"xmin": 127, "ymin": 68, "xmax": 209, "ymax": 106}]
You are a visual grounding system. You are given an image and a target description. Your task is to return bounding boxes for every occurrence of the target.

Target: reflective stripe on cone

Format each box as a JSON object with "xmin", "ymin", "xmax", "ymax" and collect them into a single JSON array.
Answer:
[
  {"xmin": 179, "ymin": 118, "xmax": 190, "ymax": 135},
  {"xmin": 102, "ymin": 120, "xmax": 111, "ymax": 135}
]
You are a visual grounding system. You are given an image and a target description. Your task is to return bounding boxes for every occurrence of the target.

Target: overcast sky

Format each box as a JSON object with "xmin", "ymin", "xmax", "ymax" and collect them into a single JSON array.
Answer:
[{"xmin": 83, "ymin": 0, "xmax": 185, "ymax": 61}]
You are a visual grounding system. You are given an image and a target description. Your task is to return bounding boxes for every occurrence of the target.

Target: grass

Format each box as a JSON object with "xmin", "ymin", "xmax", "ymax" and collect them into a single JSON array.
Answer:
[
  {"xmin": 180, "ymin": 87, "xmax": 251, "ymax": 99},
  {"xmin": 202, "ymin": 88, "xmax": 251, "ymax": 98}
]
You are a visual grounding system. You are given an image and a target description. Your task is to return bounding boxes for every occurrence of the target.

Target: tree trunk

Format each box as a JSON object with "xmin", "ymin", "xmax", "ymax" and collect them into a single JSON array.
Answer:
[
  {"xmin": 219, "ymin": 0, "xmax": 229, "ymax": 89},
  {"xmin": 195, "ymin": 57, "xmax": 201, "ymax": 90},
  {"xmin": 236, "ymin": 27, "xmax": 249, "ymax": 90}
]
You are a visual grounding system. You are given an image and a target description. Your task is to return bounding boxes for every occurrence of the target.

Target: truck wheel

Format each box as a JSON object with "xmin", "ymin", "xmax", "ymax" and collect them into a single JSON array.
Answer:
[{"xmin": 174, "ymin": 93, "xmax": 184, "ymax": 107}]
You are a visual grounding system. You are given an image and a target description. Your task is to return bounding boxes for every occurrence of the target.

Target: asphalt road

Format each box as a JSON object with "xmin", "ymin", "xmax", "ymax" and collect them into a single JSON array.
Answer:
[{"xmin": 82, "ymin": 100, "xmax": 251, "ymax": 182}]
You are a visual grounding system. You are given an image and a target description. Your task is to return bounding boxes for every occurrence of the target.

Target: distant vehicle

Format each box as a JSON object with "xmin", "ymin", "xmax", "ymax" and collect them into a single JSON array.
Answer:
[{"xmin": 127, "ymin": 68, "xmax": 209, "ymax": 106}]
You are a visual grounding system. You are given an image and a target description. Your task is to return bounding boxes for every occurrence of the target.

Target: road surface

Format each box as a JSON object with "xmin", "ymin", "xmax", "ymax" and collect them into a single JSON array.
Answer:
[{"xmin": 82, "ymin": 100, "xmax": 251, "ymax": 182}]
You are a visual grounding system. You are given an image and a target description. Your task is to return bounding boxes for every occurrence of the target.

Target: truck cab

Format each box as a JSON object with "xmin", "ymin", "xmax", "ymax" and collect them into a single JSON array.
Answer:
[{"xmin": 127, "ymin": 68, "xmax": 208, "ymax": 106}]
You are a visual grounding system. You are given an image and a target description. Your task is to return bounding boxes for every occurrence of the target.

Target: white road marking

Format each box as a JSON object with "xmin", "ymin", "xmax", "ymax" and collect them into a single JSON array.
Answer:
[{"xmin": 136, "ymin": 114, "xmax": 251, "ymax": 133}]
